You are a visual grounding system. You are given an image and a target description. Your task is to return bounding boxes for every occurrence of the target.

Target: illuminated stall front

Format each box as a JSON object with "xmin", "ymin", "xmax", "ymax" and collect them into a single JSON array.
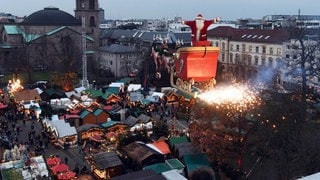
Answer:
[{"xmin": 77, "ymin": 124, "xmax": 105, "ymax": 142}]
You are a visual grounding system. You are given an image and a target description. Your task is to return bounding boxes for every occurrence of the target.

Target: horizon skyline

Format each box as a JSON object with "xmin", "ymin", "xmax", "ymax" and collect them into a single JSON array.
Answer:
[{"xmin": 2, "ymin": 0, "xmax": 320, "ymax": 21}]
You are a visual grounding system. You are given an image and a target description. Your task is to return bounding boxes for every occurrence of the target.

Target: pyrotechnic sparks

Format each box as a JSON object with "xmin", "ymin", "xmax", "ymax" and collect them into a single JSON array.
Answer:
[{"xmin": 198, "ymin": 84, "xmax": 260, "ymax": 109}]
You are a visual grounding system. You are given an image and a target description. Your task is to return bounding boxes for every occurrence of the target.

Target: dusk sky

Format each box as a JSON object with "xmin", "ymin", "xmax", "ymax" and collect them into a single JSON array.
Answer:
[{"xmin": 2, "ymin": 0, "xmax": 320, "ymax": 21}]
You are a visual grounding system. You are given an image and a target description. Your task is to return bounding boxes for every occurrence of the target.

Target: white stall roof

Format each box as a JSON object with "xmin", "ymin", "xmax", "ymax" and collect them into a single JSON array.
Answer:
[
  {"xmin": 162, "ymin": 169, "xmax": 187, "ymax": 180},
  {"xmin": 50, "ymin": 120, "xmax": 77, "ymax": 138},
  {"xmin": 151, "ymin": 92, "xmax": 164, "ymax": 98},
  {"xmin": 128, "ymin": 84, "xmax": 141, "ymax": 92},
  {"xmin": 109, "ymin": 82, "xmax": 124, "ymax": 87},
  {"xmin": 298, "ymin": 172, "xmax": 320, "ymax": 180}
]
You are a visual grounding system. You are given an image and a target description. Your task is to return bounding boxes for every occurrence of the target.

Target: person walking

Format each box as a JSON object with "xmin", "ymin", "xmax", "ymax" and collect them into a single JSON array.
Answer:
[{"xmin": 64, "ymin": 156, "xmax": 68, "ymax": 165}]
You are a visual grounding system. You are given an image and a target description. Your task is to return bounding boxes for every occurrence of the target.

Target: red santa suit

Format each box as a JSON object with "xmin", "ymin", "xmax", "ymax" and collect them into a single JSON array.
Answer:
[{"xmin": 183, "ymin": 14, "xmax": 219, "ymax": 46}]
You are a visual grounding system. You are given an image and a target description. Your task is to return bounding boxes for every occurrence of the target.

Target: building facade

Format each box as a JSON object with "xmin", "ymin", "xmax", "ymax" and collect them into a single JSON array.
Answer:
[
  {"xmin": 207, "ymin": 26, "xmax": 289, "ymax": 81},
  {"xmin": 0, "ymin": 7, "xmax": 95, "ymax": 73},
  {"xmin": 98, "ymin": 44, "xmax": 142, "ymax": 78}
]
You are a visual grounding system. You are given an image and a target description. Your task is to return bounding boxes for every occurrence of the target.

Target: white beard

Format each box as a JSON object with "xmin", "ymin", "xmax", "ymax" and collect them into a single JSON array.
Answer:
[{"xmin": 195, "ymin": 19, "xmax": 204, "ymax": 41}]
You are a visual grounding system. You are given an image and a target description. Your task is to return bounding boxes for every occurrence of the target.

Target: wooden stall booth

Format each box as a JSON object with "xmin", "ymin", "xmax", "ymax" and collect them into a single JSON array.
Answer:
[{"xmin": 88, "ymin": 151, "xmax": 124, "ymax": 179}]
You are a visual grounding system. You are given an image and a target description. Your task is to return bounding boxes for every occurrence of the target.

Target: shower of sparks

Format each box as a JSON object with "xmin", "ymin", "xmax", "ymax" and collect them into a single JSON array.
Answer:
[{"xmin": 198, "ymin": 84, "xmax": 261, "ymax": 110}]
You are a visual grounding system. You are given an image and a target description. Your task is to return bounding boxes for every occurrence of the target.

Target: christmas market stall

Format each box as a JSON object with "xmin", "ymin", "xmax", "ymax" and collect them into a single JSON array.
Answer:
[
  {"xmin": 44, "ymin": 115, "xmax": 78, "ymax": 149},
  {"xmin": 88, "ymin": 151, "xmax": 124, "ymax": 179},
  {"xmin": 122, "ymin": 142, "xmax": 164, "ymax": 168},
  {"xmin": 146, "ymin": 140, "xmax": 171, "ymax": 156},
  {"xmin": 77, "ymin": 124, "xmax": 105, "ymax": 143},
  {"xmin": 101, "ymin": 120, "xmax": 127, "ymax": 139}
]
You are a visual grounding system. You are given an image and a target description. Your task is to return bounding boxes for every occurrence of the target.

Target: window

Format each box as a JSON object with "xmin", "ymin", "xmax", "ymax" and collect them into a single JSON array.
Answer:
[
  {"xmin": 236, "ymin": 45, "xmax": 239, "ymax": 51},
  {"xmin": 249, "ymin": 45, "xmax": 252, "ymax": 52},
  {"xmin": 287, "ymin": 45, "xmax": 290, "ymax": 49},
  {"xmin": 89, "ymin": 0, "xmax": 95, "ymax": 9},
  {"xmin": 80, "ymin": 0, "xmax": 85, "ymax": 8},
  {"xmin": 262, "ymin": 46, "xmax": 266, "ymax": 54},
  {"xmin": 268, "ymin": 58, "xmax": 273, "ymax": 67},
  {"xmin": 242, "ymin": 54, "xmax": 247, "ymax": 63},
  {"xmin": 221, "ymin": 53, "xmax": 225, "ymax": 61},
  {"xmin": 242, "ymin": 44, "xmax": 246, "ymax": 52},
  {"xmin": 215, "ymin": 41, "xmax": 219, "ymax": 47},
  {"xmin": 110, "ymin": 61, "xmax": 113, "ymax": 65},
  {"xmin": 269, "ymin": 47, "xmax": 273, "ymax": 55},
  {"xmin": 230, "ymin": 53, "xmax": 233, "ymax": 63},
  {"xmin": 261, "ymin": 58, "xmax": 266, "ymax": 66},
  {"xmin": 222, "ymin": 42, "xmax": 225, "ymax": 50},
  {"xmin": 235, "ymin": 54, "xmax": 240, "ymax": 63},
  {"xmin": 254, "ymin": 56, "xmax": 259, "ymax": 65},
  {"xmin": 286, "ymin": 54, "xmax": 290, "ymax": 58},
  {"xmin": 293, "ymin": 55, "xmax": 297, "ymax": 59},
  {"xmin": 277, "ymin": 48, "xmax": 281, "ymax": 55},
  {"xmin": 255, "ymin": 46, "xmax": 259, "ymax": 53},
  {"xmin": 230, "ymin": 44, "xmax": 233, "ymax": 51},
  {"xmin": 89, "ymin": 16, "xmax": 95, "ymax": 27},
  {"xmin": 276, "ymin": 58, "xmax": 281, "ymax": 69}
]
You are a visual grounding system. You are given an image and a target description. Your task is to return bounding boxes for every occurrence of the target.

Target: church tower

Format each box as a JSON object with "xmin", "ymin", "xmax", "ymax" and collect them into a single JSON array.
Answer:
[{"xmin": 75, "ymin": 0, "xmax": 100, "ymax": 47}]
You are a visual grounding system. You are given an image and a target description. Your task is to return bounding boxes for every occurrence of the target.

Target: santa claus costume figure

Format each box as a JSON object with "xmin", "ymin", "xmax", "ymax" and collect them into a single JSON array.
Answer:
[{"xmin": 183, "ymin": 14, "xmax": 220, "ymax": 46}]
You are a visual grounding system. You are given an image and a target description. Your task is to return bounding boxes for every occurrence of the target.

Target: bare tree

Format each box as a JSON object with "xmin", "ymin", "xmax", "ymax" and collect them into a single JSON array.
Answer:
[
  {"xmin": 50, "ymin": 33, "xmax": 82, "ymax": 73},
  {"xmin": 282, "ymin": 24, "xmax": 320, "ymax": 104}
]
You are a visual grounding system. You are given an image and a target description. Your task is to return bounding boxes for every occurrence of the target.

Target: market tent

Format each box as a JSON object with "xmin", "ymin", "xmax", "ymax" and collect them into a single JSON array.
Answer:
[
  {"xmin": 46, "ymin": 157, "xmax": 62, "ymax": 167},
  {"xmin": 57, "ymin": 171, "xmax": 76, "ymax": 180},
  {"xmin": 51, "ymin": 163, "xmax": 69, "ymax": 174},
  {"xmin": 110, "ymin": 169, "xmax": 166, "ymax": 180},
  {"xmin": 0, "ymin": 102, "xmax": 8, "ymax": 109}
]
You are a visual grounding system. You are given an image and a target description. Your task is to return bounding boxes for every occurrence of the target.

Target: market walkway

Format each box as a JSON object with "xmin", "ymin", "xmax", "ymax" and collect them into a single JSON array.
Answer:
[{"xmin": 0, "ymin": 116, "xmax": 90, "ymax": 174}]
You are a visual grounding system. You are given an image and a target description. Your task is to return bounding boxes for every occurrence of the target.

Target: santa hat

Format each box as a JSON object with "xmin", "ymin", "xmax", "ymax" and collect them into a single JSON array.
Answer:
[{"xmin": 195, "ymin": 14, "xmax": 203, "ymax": 19}]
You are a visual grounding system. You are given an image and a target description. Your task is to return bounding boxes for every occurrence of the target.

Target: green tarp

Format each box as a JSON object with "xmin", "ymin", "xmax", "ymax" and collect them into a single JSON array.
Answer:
[
  {"xmin": 143, "ymin": 163, "xmax": 172, "ymax": 174},
  {"xmin": 143, "ymin": 158, "xmax": 185, "ymax": 174},
  {"xmin": 182, "ymin": 153, "xmax": 211, "ymax": 174}
]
